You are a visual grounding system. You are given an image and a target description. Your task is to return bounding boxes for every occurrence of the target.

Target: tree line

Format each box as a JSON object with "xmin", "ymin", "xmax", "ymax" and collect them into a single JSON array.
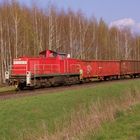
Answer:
[{"xmin": 0, "ymin": 0, "xmax": 140, "ymax": 83}]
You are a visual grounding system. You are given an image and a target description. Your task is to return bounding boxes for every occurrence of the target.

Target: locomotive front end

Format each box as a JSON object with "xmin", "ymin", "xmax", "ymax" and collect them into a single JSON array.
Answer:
[{"xmin": 5, "ymin": 57, "xmax": 31, "ymax": 90}]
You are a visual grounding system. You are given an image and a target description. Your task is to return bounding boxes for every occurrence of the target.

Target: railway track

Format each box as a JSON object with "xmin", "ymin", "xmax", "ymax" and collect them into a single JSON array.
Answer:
[{"xmin": 0, "ymin": 78, "xmax": 140, "ymax": 100}]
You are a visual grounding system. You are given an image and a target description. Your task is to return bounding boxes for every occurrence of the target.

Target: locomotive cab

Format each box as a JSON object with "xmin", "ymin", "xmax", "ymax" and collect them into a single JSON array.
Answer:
[{"xmin": 39, "ymin": 50, "xmax": 68, "ymax": 59}]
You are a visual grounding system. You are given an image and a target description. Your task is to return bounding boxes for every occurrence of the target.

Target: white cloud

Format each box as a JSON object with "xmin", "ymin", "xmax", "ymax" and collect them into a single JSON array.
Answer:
[
  {"xmin": 110, "ymin": 18, "xmax": 135, "ymax": 28},
  {"xmin": 109, "ymin": 18, "xmax": 140, "ymax": 34}
]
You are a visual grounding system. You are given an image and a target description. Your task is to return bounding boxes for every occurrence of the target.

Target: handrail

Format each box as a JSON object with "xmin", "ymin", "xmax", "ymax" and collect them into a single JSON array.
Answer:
[{"xmin": 33, "ymin": 64, "xmax": 60, "ymax": 75}]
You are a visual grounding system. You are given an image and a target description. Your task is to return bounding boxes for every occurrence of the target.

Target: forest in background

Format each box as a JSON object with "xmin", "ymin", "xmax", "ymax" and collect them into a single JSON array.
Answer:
[{"xmin": 0, "ymin": 0, "xmax": 140, "ymax": 83}]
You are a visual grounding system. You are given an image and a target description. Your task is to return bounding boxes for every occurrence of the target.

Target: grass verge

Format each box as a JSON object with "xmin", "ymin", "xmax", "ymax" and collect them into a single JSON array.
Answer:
[
  {"xmin": 40, "ymin": 85, "xmax": 140, "ymax": 140},
  {"xmin": 0, "ymin": 80, "xmax": 139, "ymax": 140},
  {"xmin": 0, "ymin": 86, "xmax": 15, "ymax": 93},
  {"xmin": 86, "ymin": 104, "xmax": 140, "ymax": 140}
]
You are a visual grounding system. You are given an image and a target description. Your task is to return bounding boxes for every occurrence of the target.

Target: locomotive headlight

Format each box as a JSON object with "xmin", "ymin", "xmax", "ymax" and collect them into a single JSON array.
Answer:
[
  {"xmin": 26, "ymin": 71, "xmax": 31, "ymax": 85},
  {"xmin": 5, "ymin": 71, "xmax": 10, "ymax": 80}
]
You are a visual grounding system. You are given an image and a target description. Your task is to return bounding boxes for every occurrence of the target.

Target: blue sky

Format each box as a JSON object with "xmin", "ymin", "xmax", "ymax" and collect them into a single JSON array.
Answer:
[
  {"xmin": 18, "ymin": 0, "xmax": 139, "ymax": 23},
  {"xmin": 1, "ymin": 0, "xmax": 140, "ymax": 32}
]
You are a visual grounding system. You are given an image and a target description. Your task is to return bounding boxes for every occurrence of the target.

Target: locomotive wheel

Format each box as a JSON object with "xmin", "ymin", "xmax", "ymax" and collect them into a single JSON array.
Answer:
[{"xmin": 17, "ymin": 82, "xmax": 25, "ymax": 90}]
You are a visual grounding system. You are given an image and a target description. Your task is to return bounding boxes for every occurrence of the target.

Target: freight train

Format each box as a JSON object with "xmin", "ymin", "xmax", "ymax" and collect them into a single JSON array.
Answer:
[{"xmin": 5, "ymin": 49, "xmax": 140, "ymax": 90}]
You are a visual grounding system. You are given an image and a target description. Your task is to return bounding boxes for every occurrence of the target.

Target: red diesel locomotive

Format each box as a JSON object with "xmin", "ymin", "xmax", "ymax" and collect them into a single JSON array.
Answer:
[{"xmin": 5, "ymin": 50, "xmax": 140, "ymax": 90}]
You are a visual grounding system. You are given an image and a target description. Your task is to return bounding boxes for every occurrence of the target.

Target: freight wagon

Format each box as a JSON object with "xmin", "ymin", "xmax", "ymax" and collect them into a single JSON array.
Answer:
[
  {"xmin": 120, "ymin": 60, "xmax": 140, "ymax": 78},
  {"xmin": 5, "ymin": 50, "xmax": 140, "ymax": 90}
]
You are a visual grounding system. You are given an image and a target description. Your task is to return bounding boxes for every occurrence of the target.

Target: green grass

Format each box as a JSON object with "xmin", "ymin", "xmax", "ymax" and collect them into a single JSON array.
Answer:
[
  {"xmin": 0, "ymin": 80, "xmax": 139, "ymax": 140},
  {"xmin": 0, "ymin": 86, "xmax": 15, "ymax": 93},
  {"xmin": 86, "ymin": 104, "xmax": 140, "ymax": 140}
]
